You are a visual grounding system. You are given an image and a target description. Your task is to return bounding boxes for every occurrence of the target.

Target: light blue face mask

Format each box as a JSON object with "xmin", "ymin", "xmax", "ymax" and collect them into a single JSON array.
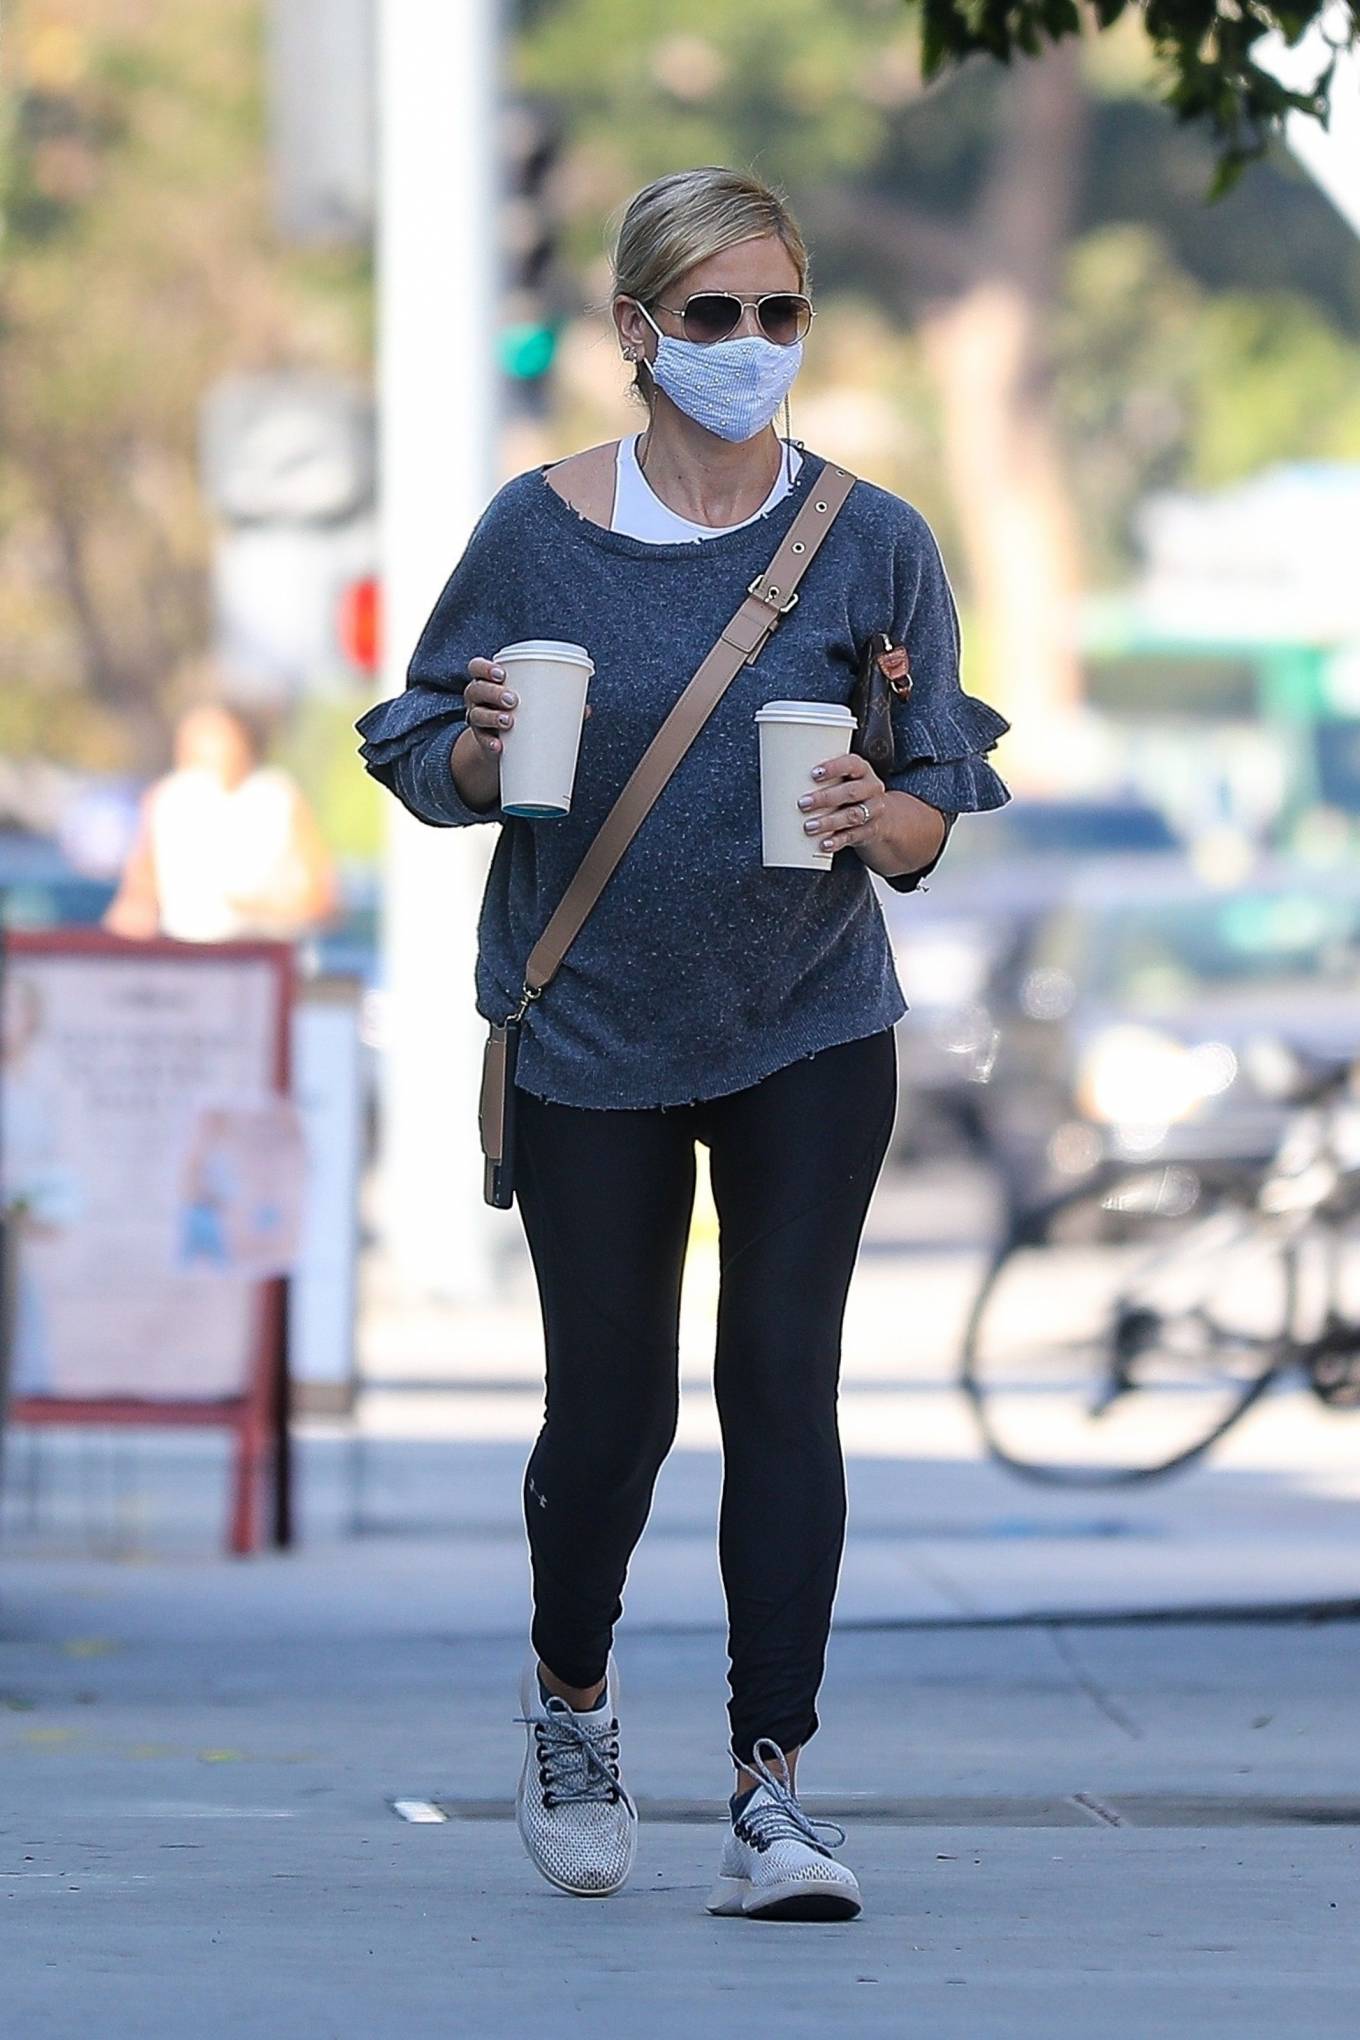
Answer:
[{"xmin": 637, "ymin": 306, "xmax": 802, "ymax": 444}]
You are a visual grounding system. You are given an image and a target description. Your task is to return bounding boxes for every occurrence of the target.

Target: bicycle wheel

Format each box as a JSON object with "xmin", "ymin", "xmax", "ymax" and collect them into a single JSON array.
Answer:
[{"xmin": 961, "ymin": 1168, "xmax": 1293, "ymax": 1485}]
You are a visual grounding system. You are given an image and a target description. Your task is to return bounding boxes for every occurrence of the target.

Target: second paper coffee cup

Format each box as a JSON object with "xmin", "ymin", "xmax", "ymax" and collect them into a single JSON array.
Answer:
[
  {"xmin": 755, "ymin": 701, "xmax": 858, "ymax": 869},
  {"xmin": 493, "ymin": 640, "xmax": 594, "ymax": 818}
]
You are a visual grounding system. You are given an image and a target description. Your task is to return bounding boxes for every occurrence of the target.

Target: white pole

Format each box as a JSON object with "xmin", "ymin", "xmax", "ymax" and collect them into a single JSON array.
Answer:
[
  {"xmin": 1260, "ymin": 4, "xmax": 1360, "ymax": 240},
  {"xmin": 376, "ymin": 0, "xmax": 502, "ymax": 1298}
]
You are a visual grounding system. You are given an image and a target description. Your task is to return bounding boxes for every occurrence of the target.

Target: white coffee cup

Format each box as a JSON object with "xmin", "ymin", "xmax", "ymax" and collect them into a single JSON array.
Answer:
[
  {"xmin": 493, "ymin": 640, "xmax": 595, "ymax": 818},
  {"xmin": 755, "ymin": 700, "xmax": 858, "ymax": 870}
]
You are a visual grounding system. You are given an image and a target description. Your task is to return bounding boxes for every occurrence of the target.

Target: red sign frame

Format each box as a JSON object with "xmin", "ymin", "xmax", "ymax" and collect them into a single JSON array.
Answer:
[{"xmin": 1, "ymin": 931, "xmax": 296, "ymax": 1555}]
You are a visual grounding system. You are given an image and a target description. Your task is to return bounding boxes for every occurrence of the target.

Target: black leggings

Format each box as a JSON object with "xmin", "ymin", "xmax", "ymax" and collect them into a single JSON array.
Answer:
[{"xmin": 514, "ymin": 1028, "xmax": 896, "ymax": 1764}]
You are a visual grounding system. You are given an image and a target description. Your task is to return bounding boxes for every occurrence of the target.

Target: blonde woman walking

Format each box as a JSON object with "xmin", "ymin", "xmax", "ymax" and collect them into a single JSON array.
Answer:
[{"xmin": 359, "ymin": 168, "xmax": 1010, "ymax": 1920}]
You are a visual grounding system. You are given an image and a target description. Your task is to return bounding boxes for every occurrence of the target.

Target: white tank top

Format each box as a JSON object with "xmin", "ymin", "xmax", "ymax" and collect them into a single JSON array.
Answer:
[
  {"xmin": 610, "ymin": 434, "xmax": 802, "ymax": 543},
  {"xmin": 149, "ymin": 766, "xmax": 302, "ymax": 943}
]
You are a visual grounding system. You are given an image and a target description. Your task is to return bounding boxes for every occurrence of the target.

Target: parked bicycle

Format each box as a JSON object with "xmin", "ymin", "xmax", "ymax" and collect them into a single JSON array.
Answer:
[{"xmin": 960, "ymin": 1038, "xmax": 1360, "ymax": 1485}]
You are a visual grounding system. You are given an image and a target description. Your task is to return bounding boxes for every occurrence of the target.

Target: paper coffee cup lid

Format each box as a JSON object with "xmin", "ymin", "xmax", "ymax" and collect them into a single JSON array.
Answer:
[
  {"xmin": 755, "ymin": 700, "xmax": 857, "ymax": 725},
  {"xmin": 496, "ymin": 639, "xmax": 594, "ymax": 672}
]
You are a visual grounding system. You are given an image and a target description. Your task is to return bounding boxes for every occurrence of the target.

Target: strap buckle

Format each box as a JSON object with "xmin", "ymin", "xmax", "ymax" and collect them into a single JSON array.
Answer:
[{"xmin": 747, "ymin": 574, "xmax": 799, "ymax": 617}]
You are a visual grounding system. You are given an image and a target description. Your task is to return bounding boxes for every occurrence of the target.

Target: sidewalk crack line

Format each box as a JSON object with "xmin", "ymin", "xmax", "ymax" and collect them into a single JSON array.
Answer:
[{"xmin": 1047, "ymin": 1624, "xmax": 1144, "ymax": 1741}]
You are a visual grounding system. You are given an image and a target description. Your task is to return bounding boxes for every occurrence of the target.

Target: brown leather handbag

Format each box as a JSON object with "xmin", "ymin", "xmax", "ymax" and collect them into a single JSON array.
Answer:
[{"xmin": 478, "ymin": 462, "xmax": 859, "ymax": 1208}]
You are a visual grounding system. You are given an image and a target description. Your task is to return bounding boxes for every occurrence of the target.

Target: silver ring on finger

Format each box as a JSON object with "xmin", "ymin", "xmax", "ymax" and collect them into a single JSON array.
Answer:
[{"xmin": 856, "ymin": 801, "xmax": 871, "ymax": 829}]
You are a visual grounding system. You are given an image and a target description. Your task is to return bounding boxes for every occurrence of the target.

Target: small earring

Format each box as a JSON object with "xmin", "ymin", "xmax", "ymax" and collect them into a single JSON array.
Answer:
[{"xmin": 623, "ymin": 348, "xmax": 637, "ymax": 363}]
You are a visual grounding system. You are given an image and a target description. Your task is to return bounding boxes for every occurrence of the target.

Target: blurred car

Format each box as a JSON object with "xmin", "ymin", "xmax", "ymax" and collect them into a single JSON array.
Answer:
[
  {"xmin": 881, "ymin": 796, "xmax": 1184, "ymax": 1156},
  {"xmin": 970, "ymin": 857, "xmax": 1360, "ymax": 1203},
  {"xmin": 0, "ymin": 829, "xmax": 117, "ymax": 930},
  {"xmin": 306, "ymin": 884, "xmax": 378, "ymax": 986}
]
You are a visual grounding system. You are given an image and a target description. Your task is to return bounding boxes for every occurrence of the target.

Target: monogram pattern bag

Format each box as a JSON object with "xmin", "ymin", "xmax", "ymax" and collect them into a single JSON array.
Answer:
[{"xmin": 850, "ymin": 631, "xmax": 913, "ymax": 777}]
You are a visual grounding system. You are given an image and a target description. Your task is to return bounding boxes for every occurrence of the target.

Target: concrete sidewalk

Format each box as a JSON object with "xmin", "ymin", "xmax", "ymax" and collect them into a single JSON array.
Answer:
[
  {"xmin": 5, "ymin": 1405, "xmax": 1359, "ymax": 2032},
  {"xmin": 4, "ymin": 1161, "xmax": 1360, "ymax": 2033},
  {"xmin": 3, "ymin": 1559, "xmax": 1358, "ymax": 2037}
]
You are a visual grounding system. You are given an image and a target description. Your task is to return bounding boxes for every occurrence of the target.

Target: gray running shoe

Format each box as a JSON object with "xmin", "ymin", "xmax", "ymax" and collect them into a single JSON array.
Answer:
[
  {"xmin": 707, "ymin": 1738, "xmax": 862, "ymax": 1922},
  {"xmin": 515, "ymin": 1652, "xmax": 637, "ymax": 1897}
]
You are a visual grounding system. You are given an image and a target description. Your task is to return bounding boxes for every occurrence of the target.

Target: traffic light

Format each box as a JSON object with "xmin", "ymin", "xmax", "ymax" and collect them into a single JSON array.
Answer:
[
  {"xmin": 501, "ymin": 98, "xmax": 562, "ymax": 413},
  {"xmin": 338, "ymin": 575, "xmax": 381, "ymax": 678}
]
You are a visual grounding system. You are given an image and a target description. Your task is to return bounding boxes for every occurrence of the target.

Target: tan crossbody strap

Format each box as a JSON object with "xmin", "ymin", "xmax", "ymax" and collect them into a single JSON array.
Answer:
[{"xmin": 521, "ymin": 462, "xmax": 857, "ymax": 999}]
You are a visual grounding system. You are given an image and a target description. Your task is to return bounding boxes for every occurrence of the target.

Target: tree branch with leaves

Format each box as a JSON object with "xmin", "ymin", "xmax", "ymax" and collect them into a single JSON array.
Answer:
[{"xmin": 918, "ymin": 0, "xmax": 1359, "ymax": 192}]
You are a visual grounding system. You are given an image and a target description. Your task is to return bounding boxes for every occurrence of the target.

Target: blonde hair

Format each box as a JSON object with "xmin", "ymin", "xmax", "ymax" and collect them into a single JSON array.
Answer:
[{"xmin": 609, "ymin": 168, "xmax": 810, "ymax": 402}]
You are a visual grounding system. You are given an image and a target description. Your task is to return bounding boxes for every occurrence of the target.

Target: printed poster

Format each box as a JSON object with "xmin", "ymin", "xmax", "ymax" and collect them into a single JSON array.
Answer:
[{"xmin": 2, "ymin": 945, "xmax": 301, "ymax": 1400}]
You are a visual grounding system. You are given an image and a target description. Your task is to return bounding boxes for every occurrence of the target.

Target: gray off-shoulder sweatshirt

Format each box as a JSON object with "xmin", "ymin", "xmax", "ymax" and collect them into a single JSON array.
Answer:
[{"xmin": 357, "ymin": 448, "xmax": 1011, "ymax": 1110}]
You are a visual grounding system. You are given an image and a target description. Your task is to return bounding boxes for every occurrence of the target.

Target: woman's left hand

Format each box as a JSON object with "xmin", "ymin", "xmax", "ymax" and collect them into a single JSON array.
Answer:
[{"xmin": 797, "ymin": 752, "xmax": 886, "ymax": 857}]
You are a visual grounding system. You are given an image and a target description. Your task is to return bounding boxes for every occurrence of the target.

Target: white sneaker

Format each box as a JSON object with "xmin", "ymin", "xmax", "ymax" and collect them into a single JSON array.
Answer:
[
  {"xmin": 515, "ymin": 1653, "xmax": 637, "ymax": 1897},
  {"xmin": 706, "ymin": 1739, "xmax": 862, "ymax": 1922}
]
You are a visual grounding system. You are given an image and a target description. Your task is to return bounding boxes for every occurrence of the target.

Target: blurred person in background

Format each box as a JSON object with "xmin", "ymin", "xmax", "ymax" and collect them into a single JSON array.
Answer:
[
  {"xmin": 359, "ymin": 167, "xmax": 1010, "ymax": 1922},
  {"xmin": 104, "ymin": 700, "xmax": 337, "ymax": 944}
]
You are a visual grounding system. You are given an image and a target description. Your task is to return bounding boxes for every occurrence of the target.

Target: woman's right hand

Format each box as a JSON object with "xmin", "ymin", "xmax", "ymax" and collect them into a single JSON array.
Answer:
[
  {"xmin": 463, "ymin": 655, "xmax": 594, "ymax": 762},
  {"xmin": 464, "ymin": 657, "xmax": 518, "ymax": 758},
  {"xmin": 452, "ymin": 655, "xmax": 592, "ymax": 813}
]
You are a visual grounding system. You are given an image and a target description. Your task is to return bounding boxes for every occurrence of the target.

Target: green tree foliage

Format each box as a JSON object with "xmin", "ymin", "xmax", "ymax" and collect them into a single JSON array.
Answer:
[
  {"xmin": 0, "ymin": 1, "xmax": 369, "ymax": 770},
  {"xmin": 3, "ymin": 0, "xmax": 1358, "ymax": 775},
  {"xmin": 919, "ymin": 1, "xmax": 1359, "ymax": 194},
  {"xmin": 520, "ymin": 1, "xmax": 1360, "ymax": 555},
  {"xmin": 521, "ymin": 1, "xmax": 1360, "ymax": 316},
  {"xmin": 1054, "ymin": 225, "xmax": 1360, "ymax": 579},
  {"xmin": 518, "ymin": 0, "xmax": 914, "ymax": 214}
]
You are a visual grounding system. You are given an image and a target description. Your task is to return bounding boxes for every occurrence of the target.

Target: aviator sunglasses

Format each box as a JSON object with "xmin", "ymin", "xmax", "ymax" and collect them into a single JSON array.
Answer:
[{"xmin": 650, "ymin": 290, "xmax": 815, "ymax": 347}]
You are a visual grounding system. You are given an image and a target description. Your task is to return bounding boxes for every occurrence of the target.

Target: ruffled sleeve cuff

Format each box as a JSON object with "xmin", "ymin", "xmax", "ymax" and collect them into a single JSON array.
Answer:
[
  {"xmin": 880, "ymin": 689, "xmax": 1011, "ymax": 893},
  {"xmin": 356, "ymin": 685, "xmax": 505, "ymax": 828},
  {"xmin": 886, "ymin": 689, "xmax": 1011, "ymax": 812}
]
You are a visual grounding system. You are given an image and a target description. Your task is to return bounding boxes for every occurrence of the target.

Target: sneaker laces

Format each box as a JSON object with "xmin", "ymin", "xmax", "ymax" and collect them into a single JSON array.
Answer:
[
  {"xmin": 516, "ymin": 1696, "xmax": 635, "ymax": 1814},
  {"xmin": 734, "ymin": 1737, "xmax": 846, "ymax": 1855}
]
